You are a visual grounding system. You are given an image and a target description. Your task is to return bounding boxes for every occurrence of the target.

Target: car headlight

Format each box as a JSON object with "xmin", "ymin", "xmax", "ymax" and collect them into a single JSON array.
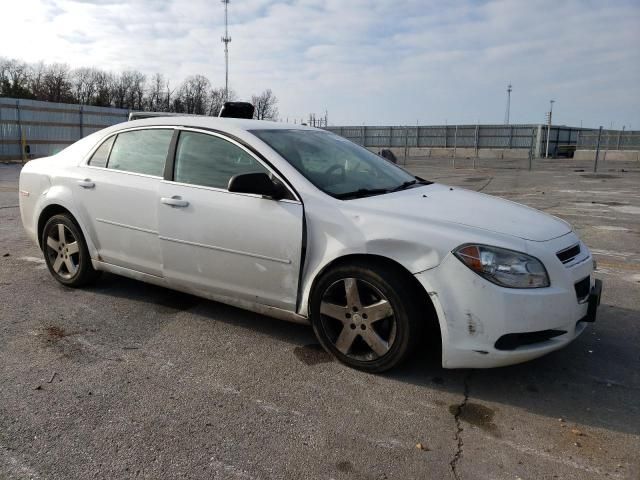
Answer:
[{"xmin": 453, "ymin": 244, "xmax": 550, "ymax": 288}]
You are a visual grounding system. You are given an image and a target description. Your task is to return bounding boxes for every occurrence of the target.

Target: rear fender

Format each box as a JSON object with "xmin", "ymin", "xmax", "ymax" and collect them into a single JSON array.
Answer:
[{"xmin": 35, "ymin": 183, "xmax": 98, "ymax": 258}]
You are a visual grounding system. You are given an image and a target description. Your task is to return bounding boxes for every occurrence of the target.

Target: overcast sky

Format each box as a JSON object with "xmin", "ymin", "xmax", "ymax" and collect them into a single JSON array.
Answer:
[{"xmin": 2, "ymin": 0, "xmax": 639, "ymax": 127}]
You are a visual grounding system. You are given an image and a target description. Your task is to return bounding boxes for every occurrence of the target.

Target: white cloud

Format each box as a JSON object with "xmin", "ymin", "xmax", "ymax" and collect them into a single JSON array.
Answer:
[{"xmin": 1, "ymin": 0, "xmax": 639, "ymax": 127}]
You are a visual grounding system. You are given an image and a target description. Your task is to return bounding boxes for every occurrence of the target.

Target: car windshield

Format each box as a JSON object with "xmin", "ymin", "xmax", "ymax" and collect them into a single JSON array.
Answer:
[{"xmin": 251, "ymin": 129, "xmax": 427, "ymax": 199}]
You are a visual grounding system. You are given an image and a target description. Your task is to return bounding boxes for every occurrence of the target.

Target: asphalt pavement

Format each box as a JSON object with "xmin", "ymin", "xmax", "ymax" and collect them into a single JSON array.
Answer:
[{"xmin": 1, "ymin": 158, "xmax": 639, "ymax": 480}]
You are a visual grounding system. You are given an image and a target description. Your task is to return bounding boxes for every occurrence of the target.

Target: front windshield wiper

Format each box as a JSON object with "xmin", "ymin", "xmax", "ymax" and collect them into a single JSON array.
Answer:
[
  {"xmin": 390, "ymin": 179, "xmax": 419, "ymax": 192},
  {"xmin": 390, "ymin": 177, "xmax": 433, "ymax": 192},
  {"xmin": 334, "ymin": 188, "xmax": 390, "ymax": 200}
]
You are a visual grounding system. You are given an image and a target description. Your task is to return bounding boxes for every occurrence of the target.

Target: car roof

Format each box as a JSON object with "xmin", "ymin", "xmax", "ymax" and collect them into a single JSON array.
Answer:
[{"xmin": 120, "ymin": 116, "xmax": 317, "ymax": 133}]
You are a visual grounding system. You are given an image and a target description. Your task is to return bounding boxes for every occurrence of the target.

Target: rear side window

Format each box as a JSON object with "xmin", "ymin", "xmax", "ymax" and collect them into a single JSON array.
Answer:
[
  {"xmin": 174, "ymin": 131, "xmax": 268, "ymax": 189},
  {"xmin": 88, "ymin": 136, "xmax": 115, "ymax": 168},
  {"xmin": 107, "ymin": 129, "xmax": 173, "ymax": 176}
]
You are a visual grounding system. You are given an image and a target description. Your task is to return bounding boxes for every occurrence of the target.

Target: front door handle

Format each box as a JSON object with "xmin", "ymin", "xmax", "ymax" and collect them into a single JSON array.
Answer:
[
  {"xmin": 161, "ymin": 196, "xmax": 189, "ymax": 208},
  {"xmin": 77, "ymin": 179, "xmax": 95, "ymax": 189}
]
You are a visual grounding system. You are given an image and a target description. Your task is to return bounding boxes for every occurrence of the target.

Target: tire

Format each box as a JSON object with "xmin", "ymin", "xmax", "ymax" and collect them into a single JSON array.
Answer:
[
  {"xmin": 41, "ymin": 213, "xmax": 100, "ymax": 287},
  {"xmin": 310, "ymin": 260, "xmax": 424, "ymax": 372}
]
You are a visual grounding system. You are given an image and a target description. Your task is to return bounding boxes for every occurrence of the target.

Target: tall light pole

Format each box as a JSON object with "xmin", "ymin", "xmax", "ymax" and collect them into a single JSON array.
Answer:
[
  {"xmin": 545, "ymin": 100, "xmax": 555, "ymax": 159},
  {"xmin": 504, "ymin": 83, "xmax": 512, "ymax": 125},
  {"xmin": 221, "ymin": 0, "xmax": 231, "ymax": 102}
]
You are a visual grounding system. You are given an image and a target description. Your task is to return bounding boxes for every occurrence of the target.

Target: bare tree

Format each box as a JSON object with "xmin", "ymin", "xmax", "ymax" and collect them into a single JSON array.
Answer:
[
  {"xmin": 28, "ymin": 62, "xmax": 47, "ymax": 100},
  {"xmin": 43, "ymin": 63, "xmax": 73, "ymax": 102},
  {"xmin": 111, "ymin": 71, "xmax": 134, "ymax": 109},
  {"xmin": 0, "ymin": 56, "xmax": 280, "ymax": 117},
  {"xmin": 147, "ymin": 73, "xmax": 164, "ymax": 111},
  {"xmin": 251, "ymin": 89, "xmax": 278, "ymax": 120},
  {"xmin": 164, "ymin": 79, "xmax": 176, "ymax": 112},
  {"xmin": 128, "ymin": 71, "xmax": 146, "ymax": 110},
  {"xmin": 94, "ymin": 70, "xmax": 114, "ymax": 107},
  {"xmin": 177, "ymin": 75, "xmax": 211, "ymax": 114},
  {"xmin": 72, "ymin": 67, "xmax": 99, "ymax": 105},
  {"xmin": 0, "ymin": 58, "xmax": 33, "ymax": 98}
]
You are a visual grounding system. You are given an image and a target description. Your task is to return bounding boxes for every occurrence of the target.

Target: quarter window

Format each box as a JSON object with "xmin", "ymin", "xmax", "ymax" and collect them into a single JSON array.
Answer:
[
  {"xmin": 174, "ymin": 131, "xmax": 269, "ymax": 189},
  {"xmin": 88, "ymin": 136, "xmax": 115, "ymax": 168},
  {"xmin": 107, "ymin": 129, "xmax": 173, "ymax": 176}
]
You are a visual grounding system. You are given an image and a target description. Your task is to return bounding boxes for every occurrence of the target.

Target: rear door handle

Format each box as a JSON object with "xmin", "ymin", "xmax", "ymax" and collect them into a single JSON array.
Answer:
[
  {"xmin": 77, "ymin": 179, "xmax": 95, "ymax": 189},
  {"xmin": 161, "ymin": 196, "xmax": 189, "ymax": 208}
]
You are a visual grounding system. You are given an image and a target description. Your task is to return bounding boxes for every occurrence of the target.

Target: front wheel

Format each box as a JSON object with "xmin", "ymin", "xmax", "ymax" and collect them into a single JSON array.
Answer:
[
  {"xmin": 42, "ymin": 214, "xmax": 100, "ymax": 287},
  {"xmin": 310, "ymin": 261, "xmax": 424, "ymax": 372}
]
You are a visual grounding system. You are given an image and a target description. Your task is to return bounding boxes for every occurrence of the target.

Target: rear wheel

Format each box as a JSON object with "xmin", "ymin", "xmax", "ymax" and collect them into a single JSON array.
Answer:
[
  {"xmin": 310, "ymin": 260, "xmax": 424, "ymax": 372},
  {"xmin": 42, "ymin": 214, "xmax": 100, "ymax": 287}
]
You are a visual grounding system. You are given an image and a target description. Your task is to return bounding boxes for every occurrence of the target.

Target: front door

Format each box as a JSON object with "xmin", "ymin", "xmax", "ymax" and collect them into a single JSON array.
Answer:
[{"xmin": 158, "ymin": 129, "xmax": 304, "ymax": 311}]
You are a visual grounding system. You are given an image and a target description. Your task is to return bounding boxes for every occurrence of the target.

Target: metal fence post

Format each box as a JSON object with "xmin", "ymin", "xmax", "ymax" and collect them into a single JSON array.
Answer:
[
  {"xmin": 0, "ymin": 99, "xmax": 3, "ymax": 160},
  {"xmin": 453, "ymin": 125, "xmax": 458, "ymax": 166},
  {"xmin": 79, "ymin": 105, "xmax": 84, "ymax": 139},
  {"xmin": 593, "ymin": 126, "xmax": 603, "ymax": 173},
  {"xmin": 473, "ymin": 123, "xmax": 479, "ymax": 168},
  {"xmin": 528, "ymin": 127, "xmax": 535, "ymax": 171},
  {"xmin": 361, "ymin": 126, "xmax": 366, "ymax": 147},
  {"xmin": 508, "ymin": 125, "xmax": 513, "ymax": 149},
  {"xmin": 404, "ymin": 126, "xmax": 409, "ymax": 165},
  {"xmin": 444, "ymin": 125, "xmax": 447, "ymax": 149},
  {"xmin": 16, "ymin": 100, "xmax": 26, "ymax": 163},
  {"xmin": 617, "ymin": 126, "xmax": 624, "ymax": 150}
]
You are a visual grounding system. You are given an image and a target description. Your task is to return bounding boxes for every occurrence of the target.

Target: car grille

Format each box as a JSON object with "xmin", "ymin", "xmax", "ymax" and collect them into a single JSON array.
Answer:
[
  {"xmin": 557, "ymin": 243, "xmax": 581, "ymax": 264},
  {"xmin": 574, "ymin": 276, "xmax": 590, "ymax": 301}
]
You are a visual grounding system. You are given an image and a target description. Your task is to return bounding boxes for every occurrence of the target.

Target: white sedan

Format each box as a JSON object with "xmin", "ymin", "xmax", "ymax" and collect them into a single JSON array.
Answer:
[{"xmin": 19, "ymin": 117, "xmax": 602, "ymax": 372}]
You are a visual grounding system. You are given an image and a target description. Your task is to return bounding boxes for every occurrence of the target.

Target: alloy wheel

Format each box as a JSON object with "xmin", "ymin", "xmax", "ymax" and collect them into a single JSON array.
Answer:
[
  {"xmin": 45, "ymin": 223, "xmax": 80, "ymax": 279},
  {"xmin": 319, "ymin": 277, "xmax": 397, "ymax": 361}
]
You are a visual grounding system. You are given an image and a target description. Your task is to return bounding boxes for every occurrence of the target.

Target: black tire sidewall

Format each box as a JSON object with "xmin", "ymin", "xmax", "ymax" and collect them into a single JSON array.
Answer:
[
  {"xmin": 42, "ymin": 214, "xmax": 94, "ymax": 287},
  {"xmin": 310, "ymin": 262, "xmax": 416, "ymax": 372}
]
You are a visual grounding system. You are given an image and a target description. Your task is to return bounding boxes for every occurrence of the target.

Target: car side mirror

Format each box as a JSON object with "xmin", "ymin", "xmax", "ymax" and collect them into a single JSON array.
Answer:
[{"xmin": 227, "ymin": 172, "xmax": 287, "ymax": 200}]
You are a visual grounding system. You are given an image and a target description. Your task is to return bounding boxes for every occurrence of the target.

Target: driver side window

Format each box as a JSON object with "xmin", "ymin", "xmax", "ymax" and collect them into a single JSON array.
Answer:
[{"xmin": 174, "ymin": 131, "xmax": 269, "ymax": 189}]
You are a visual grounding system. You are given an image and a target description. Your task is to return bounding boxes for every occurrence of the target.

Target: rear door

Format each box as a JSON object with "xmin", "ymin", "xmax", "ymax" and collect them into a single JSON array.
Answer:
[
  {"xmin": 73, "ymin": 127, "xmax": 174, "ymax": 276},
  {"xmin": 158, "ymin": 129, "xmax": 304, "ymax": 311}
]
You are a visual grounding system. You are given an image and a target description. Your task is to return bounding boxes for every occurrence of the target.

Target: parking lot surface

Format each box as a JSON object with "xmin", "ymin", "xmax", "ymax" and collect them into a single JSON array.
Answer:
[{"xmin": 1, "ymin": 158, "xmax": 639, "ymax": 480}]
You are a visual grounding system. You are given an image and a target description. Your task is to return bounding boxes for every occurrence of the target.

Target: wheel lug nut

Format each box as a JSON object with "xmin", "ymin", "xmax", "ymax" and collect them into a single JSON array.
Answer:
[
  {"xmin": 345, "ymin": 313, "xmax": 351, "ymax": 318},
  {"xmin": 360, "ymin": 324, "xmax": 366, "ymax": 330},
  {"xmin": 350, "ymin": 323, "xmax": 356, "ymax": 329},
  {"xmin": 362, "ymin": 314, "xmax": 368, "ymax": 319},
  {"xmin": 352, "ymin": 306, "xmax": 358, "ymax": 312}
]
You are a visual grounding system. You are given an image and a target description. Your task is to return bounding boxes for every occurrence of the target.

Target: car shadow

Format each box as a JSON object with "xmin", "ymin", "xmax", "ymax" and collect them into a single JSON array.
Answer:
[{"xmin": 87, "ymin": 274, "xmax": 639, "ymax": 437}]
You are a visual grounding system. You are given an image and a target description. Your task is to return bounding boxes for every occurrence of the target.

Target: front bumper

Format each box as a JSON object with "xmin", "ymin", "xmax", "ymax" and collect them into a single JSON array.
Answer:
[{"xmin": 415, "ymin": 236, "xmax": 600, "ymax": 368}]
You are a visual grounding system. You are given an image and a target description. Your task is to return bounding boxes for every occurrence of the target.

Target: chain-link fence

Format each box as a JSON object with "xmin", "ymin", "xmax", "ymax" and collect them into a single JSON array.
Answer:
[
  {"xmin": 576, "ymin": 129, "xmax": 640, "ymax": 150},
  {"xmin": 324, "ymin": 124, "xmax": 607, "ymax": 158},
  {"xmin": 325, "ymin": 124, "xmax": 540, "ymax": 149}
]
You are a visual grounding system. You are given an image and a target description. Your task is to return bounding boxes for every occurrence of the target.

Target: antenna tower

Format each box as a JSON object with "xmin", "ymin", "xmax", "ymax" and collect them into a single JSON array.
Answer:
[
  {"xmin": 504, "ymin": 83, "xmax": 512, "ymax": 124},
  {"xmin": 221, "ymin": 0, "xmax": 231, "ymax": 101}
]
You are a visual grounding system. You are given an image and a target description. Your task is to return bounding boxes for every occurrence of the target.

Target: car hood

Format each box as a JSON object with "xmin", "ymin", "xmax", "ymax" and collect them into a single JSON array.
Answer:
[{"xmin": 351, "ymin": 183, "xmax": 571, "ymax": 242}]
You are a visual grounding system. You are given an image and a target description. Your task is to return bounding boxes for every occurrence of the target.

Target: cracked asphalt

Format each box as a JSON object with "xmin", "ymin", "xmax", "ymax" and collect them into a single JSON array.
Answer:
[{"xmin": 1, "ymin": 156, "xmax": 639, "ymax": 480}]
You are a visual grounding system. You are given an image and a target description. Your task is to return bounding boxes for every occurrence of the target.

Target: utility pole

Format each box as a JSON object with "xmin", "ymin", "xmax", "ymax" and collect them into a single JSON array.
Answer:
[
  {"xmin": 545, "ymin": 100, "xmax": 555, "ymax": 159},
  {"xmin": 504, "ymin": 83, "xmax": 512, "ymax": 125},
  {"xmin": 221, "ymin": 0, "xmax": 232, "ymax": 101}
]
